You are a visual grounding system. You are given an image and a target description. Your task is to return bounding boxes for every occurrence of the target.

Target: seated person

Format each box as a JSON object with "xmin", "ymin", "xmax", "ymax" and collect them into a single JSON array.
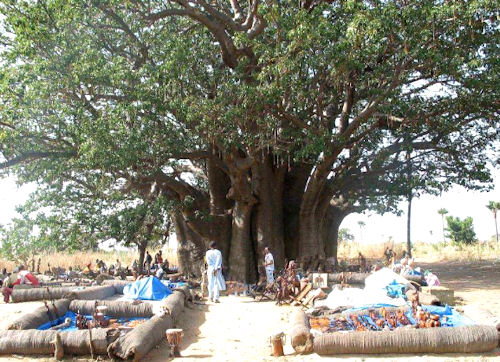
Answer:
[
  {"xmin": 17, "ymin": 265, "xmax": 39, "ymax": 286},
  {"xmin": 155, "ymin": 266, "xmax": 165, "ymax": 279}
]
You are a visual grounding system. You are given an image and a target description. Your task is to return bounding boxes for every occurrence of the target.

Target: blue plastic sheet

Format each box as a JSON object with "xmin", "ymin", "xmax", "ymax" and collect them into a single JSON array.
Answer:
[
  {"xmin": 123, "ymin": 276, "xmax": 172, "ymax": 300},
  {"xmin": 161, "ymin": 280, "xmax": 188, "ymax": 290},
  {"xmin": 385, "ymin": 280, "xmax": 406, "ymax": 299},
  {"xmin": 422, "ymin": 304, "xmax": 475, "ymax": 327}
]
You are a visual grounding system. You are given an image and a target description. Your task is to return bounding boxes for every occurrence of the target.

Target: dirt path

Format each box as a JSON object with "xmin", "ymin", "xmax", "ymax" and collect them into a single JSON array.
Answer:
[{"xmin": 146, "ymin": 294, "xmax": 500, "ymax": 362}]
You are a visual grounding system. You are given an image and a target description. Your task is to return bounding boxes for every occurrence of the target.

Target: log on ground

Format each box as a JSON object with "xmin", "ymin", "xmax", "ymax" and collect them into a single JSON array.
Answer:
[
  {"xmin": 8, "ymin": 299, "xmax": 71, "ymax": 330},
  {"xmin": 66, "ymin": 285, "xmax": 116, "ymax": 300},
  {"xmin": 107, "ymin": 289, "xmax": 187, "ymax": 360},
  {"xmin": 10, "ymin": 286, "xmax": 77, "ymax": 303},
  {"xmin": 69, "ymin": 300, "xmax": 153, "ymax": 318},
  {"xmin": 101, "ymin": 280, "xmax": 131, "ymax": 294},
  {"xmin": 289, "ymin": 309, "xmax": 313, "ymax": 354},
  {"xmin": 314, "ymin": 325, "xmax": 498, "ymax": 355},
  {"xmin": 0, "ymin": 328, "xmax": 119, "ymax": 355}
]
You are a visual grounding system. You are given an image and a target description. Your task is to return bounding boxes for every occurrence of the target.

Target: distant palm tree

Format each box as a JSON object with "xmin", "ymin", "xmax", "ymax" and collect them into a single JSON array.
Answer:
[
  {"xmin": 486, "ymin": 201, "xmax": 500, "ymax": 246},
  {"xmin": 437, "ymin": 208, "xmax": 448, "ymax": 243},
  {"xmin": 358, "ymin": 221, "xmax": 366, "ymax": 243}
]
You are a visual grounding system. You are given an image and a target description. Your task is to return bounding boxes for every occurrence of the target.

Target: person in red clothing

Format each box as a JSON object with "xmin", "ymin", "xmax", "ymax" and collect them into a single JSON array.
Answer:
[{"xmin": 18, "ymin": 265, "xmax": 39, "ymax": 286}]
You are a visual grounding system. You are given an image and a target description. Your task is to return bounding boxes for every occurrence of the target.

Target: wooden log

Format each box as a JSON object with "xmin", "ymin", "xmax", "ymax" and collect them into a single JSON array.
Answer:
[
  {"xmin": 10, "ymin": 286, "xmax": 76, "ymax": 303},
  {"xmin": 101, "ymin": 279, "xmax": 131, "ymax": 294},
  {"xmin": 108, "ymin": 289, "xmax": 187, "ymax": 360},
  {"xmin": 327, "ymin": 272, "xmax": 424, "ymax": 286},
  {"xmin": 67, "ymin": 285, "xmax": 116, "ymax": 300},
  {"xmin": 69, "ymin": 300, "xmax": 154, "ymax": 318},
  {"xmin": 314, "ymin": 325, "xmax": 498, "ymax": 355},
  {"xmin": 289, "ymin": 310, "xmax": 313, "ymax": 354},
  {"xmin": 8, "ymin": 299, "xmax": 71, "ymax": 330},
  {"xmin": 0, "ymin": 328, "xmax": 119, "ymax": 356}
]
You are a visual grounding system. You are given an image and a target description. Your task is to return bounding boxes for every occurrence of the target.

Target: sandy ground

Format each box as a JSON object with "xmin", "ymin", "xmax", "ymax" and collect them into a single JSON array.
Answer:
[{"xmin": 1, "ymin": 260, "xmax": 500, "ymax": 361}]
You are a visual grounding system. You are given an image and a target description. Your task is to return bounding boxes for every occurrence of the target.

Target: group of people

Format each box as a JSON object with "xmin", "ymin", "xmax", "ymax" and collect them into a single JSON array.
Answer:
[
  {"xmin": 1, "ymin": 265, "xmax": 39, "ymax": 303},
  {"xmin": 143, "ymin": 250, "xmax": 171, "ymax": 278}
]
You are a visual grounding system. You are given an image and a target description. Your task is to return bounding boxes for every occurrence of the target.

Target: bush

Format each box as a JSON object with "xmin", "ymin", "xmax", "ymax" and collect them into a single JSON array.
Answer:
[{"xmin": 446, "ymin": 216, "xmax": 477, "ymax": 245}]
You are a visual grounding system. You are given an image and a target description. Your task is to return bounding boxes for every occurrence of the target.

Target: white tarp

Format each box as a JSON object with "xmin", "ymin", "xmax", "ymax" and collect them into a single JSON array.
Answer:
[{"xmin": 317, "ymin": 268, "xmax": 410, "ymax": 310}]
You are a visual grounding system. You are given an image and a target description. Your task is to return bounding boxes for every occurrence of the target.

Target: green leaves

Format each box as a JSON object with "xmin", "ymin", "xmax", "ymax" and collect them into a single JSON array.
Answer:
[{"xmin": 446, "ymin": 215, "xmax": 477, "ymax": 245}]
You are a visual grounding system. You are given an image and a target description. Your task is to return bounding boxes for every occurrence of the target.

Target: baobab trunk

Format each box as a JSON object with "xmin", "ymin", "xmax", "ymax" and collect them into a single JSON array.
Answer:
[
  {"xmin": 173, "ymin": 213, "xmax": 206, "ymax": 278},
  {"xmin": 324, "ymin": 206, "xmax": 350, "ymax": 267},
  {"xmin": 228, "ymin": 201, "xmax": 257, "ymax": 283},
  {"xmin": 253, "ymin": 157, "xmax": 286, "ymax": 272}
]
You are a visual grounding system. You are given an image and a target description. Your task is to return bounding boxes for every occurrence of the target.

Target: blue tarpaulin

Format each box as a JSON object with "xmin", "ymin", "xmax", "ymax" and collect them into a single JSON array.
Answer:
[
  {"xmin": 161, "ymin": 280, "xmax": 188, "ymax": 290},
  {"xmin": 37, "ymin": 311, "xmax": 147, "ymax": 331},
  {"xmin": 123, "ymin": 276, "xmax": 172, "ymax": 300},
  {"xmin": 385, "ymin": 280, "xmax": 406, "ymax": 299}
]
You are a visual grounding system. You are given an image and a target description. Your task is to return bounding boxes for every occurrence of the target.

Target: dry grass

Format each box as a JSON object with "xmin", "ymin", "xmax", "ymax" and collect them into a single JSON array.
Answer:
[
  {"xmin": 1, "ymin": 241, "xmax": 497, "ymax": 273},
  {"xmin": 339, "ymin": 240, "xmax": 500, "ymax": 263},
  {"xmin": 0, "ymin": 248, "xmax": 178, "ymax": 273}
]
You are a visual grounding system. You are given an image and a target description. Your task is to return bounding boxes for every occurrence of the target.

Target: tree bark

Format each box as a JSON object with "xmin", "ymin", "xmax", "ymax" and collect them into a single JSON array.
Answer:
[
  {"xmin": 228, "ymin": 200, "xmax": 257, "ymax": 283},
  {"xmin": 406, "ymin": 149, "xmax": 412, "ymax": 258},
  {"xmin": 173, "ymin": 213, "xmax": 206, "ymax": 278},
  {"xmin": 297, "ymin": 163, "xmax": 333, "ymax": 263},
  {"xmin": 253, "ymin": 155, "xmax": 286, "ymax": 272},
  {"xmin": 324, "ymin": 206, "xmax": 350, "ymax": 267},
  {"xmin": 283, "ymin": 163, "xmax": 313, "ymax": 261},
  {"xmin": 137, "ymin": 241, "xmax": 147, "ymax": 271}
]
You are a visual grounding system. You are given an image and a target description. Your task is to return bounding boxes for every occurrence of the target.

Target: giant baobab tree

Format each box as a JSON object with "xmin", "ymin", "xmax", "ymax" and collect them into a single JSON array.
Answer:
[{"xmin": 0, "ymin": 0, "xmax": 498, "ymax": 282}]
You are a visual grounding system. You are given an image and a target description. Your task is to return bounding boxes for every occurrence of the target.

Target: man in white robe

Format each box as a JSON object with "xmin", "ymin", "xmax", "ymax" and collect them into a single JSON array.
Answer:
[{"xmin": 205, "ymin": 241, "xmax": 226, "ymax": 302}]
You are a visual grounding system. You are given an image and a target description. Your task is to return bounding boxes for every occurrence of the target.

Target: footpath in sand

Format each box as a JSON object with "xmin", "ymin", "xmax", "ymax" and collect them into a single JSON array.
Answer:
[
  {"xmin": 2, "ymin": 261, "xmax": 500, "ymax": 361},
  {"xmin": 146, "ymin": 294, "xmax": 500, "ymax": 362}
]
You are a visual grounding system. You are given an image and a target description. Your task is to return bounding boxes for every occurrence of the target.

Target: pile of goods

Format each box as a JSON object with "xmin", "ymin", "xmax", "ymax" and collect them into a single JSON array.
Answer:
[
  {"xmin": 310, "ymin": 297, "xmax": 461, "ymax": 334},
  {"xmin": 38, "ymin": 302, "xmax": 150, "ymax": 332}
]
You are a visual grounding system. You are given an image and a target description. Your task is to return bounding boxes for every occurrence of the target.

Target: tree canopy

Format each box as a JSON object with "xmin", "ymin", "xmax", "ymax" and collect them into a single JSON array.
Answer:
[{"xmin": 0, "ymin": 0, "xmax": 498, "ymax": 281}]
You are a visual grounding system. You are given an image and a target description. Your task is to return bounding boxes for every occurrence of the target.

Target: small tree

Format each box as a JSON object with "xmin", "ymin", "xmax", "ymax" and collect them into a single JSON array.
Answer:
[
  {"xmin": 437, "ymin": 208, "xmax": 449, "ymax": 243},
  {"xmin": 338, "ymin": 228, "xmax": 354, "ymax": 243},
  {"xmin": 446, "ymin": 216, "xmax": 477, "ymax": 245},
  {"xmin": 486, "ymin": 201, "xmax": 500, "ymax": 247}
]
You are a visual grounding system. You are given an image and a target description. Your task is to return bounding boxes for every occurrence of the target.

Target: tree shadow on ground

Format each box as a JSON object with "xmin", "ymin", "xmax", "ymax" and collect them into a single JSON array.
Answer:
[
  {"xmin": 419, "ymin": 260, "xmax": 500, "ymax": 291},
  {"xmin": 145, "ymin": 301, "xmax": 209, "ymax": 361}
]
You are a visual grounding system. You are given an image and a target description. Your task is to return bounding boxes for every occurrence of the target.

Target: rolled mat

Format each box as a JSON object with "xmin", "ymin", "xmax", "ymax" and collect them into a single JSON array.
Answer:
[
  {"xmin": 69, "ymin": 300, "xmax": 153, "ymax": 318},
  {"xmin": 0, "ymin": 328, "xmax": 119, "ymax": 355},
  {"xmin": 314, "ymin": 325, "xmax": 499, "ymax": 355},
  {"xmin": 289, "ymin": 309, "xmax": 314, "ymax": 354},
  {"xmin": 327, "ymin": 273, "xmax": 368, "ymax": 285},
  {"xmin": 101, "ymin": 280, "xmax": 131, "ymax": 294},
  {"xmin": 66, "ymin": 285, "xmax": 116, "ymax": 300},
  {"xmin": 8, "ymin": 299, "xmax": 71, "ymax": 330},
  {"xmin": 162, "ymin": 290, "xmax": 187, "ymax": 319},
  {"xmin": 10, "ymin": 286, "xmax": 77, "ymax": 303},
  {"xmin": 326, "ymin": 273, "xmax": 424, "ymax": 286},
  {"xmin": 107, "ymin": 289, "xmax": 187, "ymax": 360},
  {"xmin": 107, "ymin": 314, "xmax": 173, "ymax": 360}
]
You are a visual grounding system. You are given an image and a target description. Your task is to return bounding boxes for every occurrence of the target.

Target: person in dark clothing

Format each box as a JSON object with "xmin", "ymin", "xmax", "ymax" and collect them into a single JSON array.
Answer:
[{"xmin": 144, "ymin": 251, "xmax": 153, "ymax": 273}]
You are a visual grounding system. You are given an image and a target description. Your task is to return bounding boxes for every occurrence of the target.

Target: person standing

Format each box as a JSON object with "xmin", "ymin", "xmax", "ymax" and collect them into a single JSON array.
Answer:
[
  {"xmin": 263, "ymin": 247, "xmax": 275, "ymax": 284},
  {"xmin": 144, "ymin": 251, "xmax": 153, "ymax": 274},
  {"xmin": 205, "ymin": 241, "xmax": 226, "ymax": 303}
]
